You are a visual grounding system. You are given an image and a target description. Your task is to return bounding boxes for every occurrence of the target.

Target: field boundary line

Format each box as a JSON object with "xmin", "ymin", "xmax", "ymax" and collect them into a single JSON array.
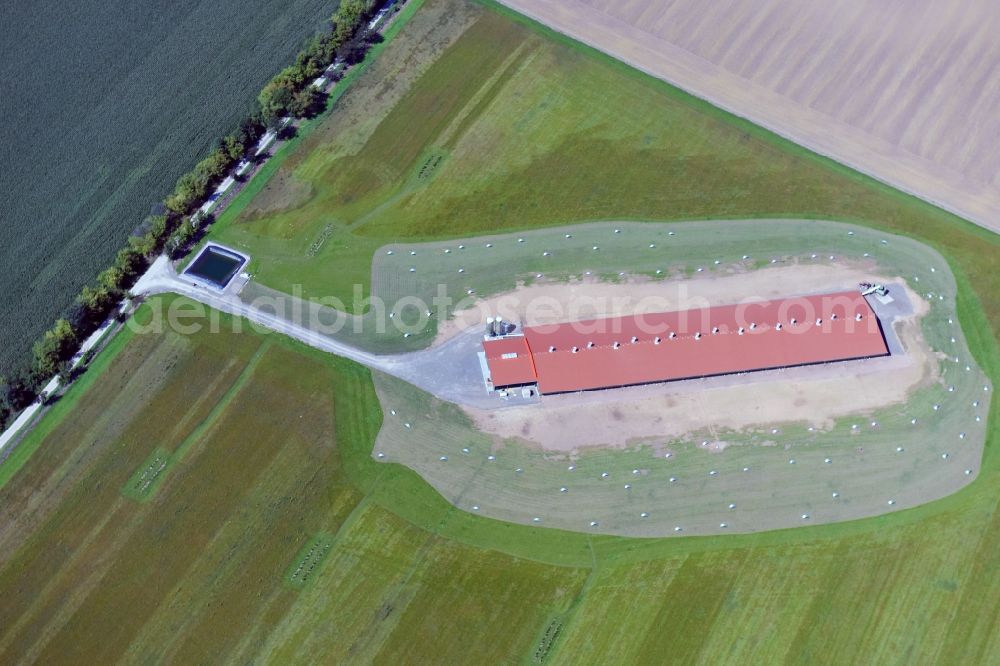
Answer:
[
  {"xmin": 172, "ymin": 342, "xmax": 271, "ymax": 465},
  {"xmin": 474, "ymin": 0, "xmax": 997, "ymax": 244},
  {"xmin": 530, "ymin": 557, "xmax": 598, "ymax": 664},
  {"xmin": 487, "ymin": 0, "xmax": 1000, "ymax": 237}
]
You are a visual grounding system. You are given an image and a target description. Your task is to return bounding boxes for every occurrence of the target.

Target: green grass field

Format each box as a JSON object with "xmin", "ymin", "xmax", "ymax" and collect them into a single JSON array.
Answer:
[
  {"xmin": 0, "ymin": 296, "xmax": 996, "ymax": 663},
  {"xmin": 0, "ymin": 0, "xmax": 339, "ymax": 377},
  {"xmin": 205, "ymin": 0, "xmax": 996, "ymax": 658},
  {"xmin": 0, "ymin": 300, "xmax": 588, "ymax": 663},
  {"xmin": 1, "ymin": 0, "xmax": 999, "ymax": 661},
  {"xmin": 209, "ymin": 0, "xmax": 999, "ymax": 349}
]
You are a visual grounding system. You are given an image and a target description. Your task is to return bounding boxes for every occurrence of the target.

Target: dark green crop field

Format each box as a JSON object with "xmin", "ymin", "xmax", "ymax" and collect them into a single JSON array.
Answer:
[{"xmin": 0, "ymin": 0, "xmax": 338, "ymax": 377}]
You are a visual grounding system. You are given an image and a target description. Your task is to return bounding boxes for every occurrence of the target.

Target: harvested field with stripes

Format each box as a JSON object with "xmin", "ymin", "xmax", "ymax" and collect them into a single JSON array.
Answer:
[
  {"xmin": 0, "ymin": 298, "xmax": 589, "ymax": 664},
  {"xmin": 497, "ymin": 0, "xmax": 1000, "ymax": 235}
]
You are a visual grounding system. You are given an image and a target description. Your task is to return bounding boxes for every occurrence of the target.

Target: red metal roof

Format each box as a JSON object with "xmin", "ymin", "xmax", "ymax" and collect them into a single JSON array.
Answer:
[
  {"xmin": 482, "ymin": 335, "xmax": 537, "ymax": 387},
  {"xmin": 483, "ymin": 291, "xmax": 888, "ymax": 394}
]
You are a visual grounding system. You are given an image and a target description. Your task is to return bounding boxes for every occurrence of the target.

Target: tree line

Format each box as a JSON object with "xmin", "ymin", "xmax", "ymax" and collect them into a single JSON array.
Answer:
[{"xmin": 0, "ymin": 0, "xmax": 392, "ymax": 430}]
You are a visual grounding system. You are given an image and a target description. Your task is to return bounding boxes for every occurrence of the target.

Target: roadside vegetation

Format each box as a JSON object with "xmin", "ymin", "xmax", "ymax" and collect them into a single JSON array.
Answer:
[{"xmin": 0, "ymin": 0, "xmax": 396, "ymax": 431}]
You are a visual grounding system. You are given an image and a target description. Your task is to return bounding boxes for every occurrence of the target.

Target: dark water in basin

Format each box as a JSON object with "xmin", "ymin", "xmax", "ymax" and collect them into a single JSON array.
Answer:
[{"xmin": 184, "ymin": 246, "xmax": 244, "ymax": 288}]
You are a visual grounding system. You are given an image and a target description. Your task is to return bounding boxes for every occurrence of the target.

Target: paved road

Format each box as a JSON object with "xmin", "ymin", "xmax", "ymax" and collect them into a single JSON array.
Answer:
[
  {"xmin": 135, "ymin": 257, "xmax": 405, "ymax": 373},
  {"xmin": 1, "ymin": 5, "xmax": 435, "ymax": 454},
  {"xmin": 133, "ymin": 257, "xmax": 515, "ymax": 410},
  {"xmin": 0, "ymin": 301, "xmax": 129, "ymax": 456}
]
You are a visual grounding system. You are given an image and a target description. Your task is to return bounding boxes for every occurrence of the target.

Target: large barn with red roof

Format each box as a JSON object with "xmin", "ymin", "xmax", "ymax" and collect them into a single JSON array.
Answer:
[{"xmin": 481, "ymin": 290, "xmax": 889, "ymax": 395}]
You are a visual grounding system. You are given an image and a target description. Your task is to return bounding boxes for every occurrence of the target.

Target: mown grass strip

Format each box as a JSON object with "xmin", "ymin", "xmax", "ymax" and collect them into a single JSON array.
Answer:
[
  {"xmin": 171, "ymin": 341, "xmax": 270, "ymax": 462},
  {"xmin": 117, "ymin": 342, "xmax": 269, "ymax": 504}
]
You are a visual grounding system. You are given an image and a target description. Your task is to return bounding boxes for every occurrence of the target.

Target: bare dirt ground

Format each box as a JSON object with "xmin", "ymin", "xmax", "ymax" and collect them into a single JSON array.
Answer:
[
  {"xmin": 438, "ymin": 260, "xmax": 887, "ymax": 341},
  {"xmin": 496, "ymin": 0, "xmax": 1000, "ymax": 235},
  {"xmin": 458, "ymin": 264, "xmax": 934, "ymax": 450}
]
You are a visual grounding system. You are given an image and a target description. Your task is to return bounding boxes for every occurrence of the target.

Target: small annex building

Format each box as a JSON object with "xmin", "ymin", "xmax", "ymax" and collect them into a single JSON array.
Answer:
[{"xmin": 481, "ymin": 290, "xmax": 889, "ymax": 395}]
